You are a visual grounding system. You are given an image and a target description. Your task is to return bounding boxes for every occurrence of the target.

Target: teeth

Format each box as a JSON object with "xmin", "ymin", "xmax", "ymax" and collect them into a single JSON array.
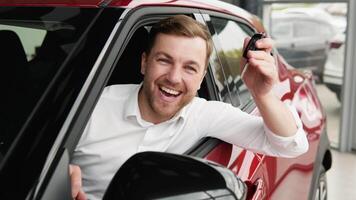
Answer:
[{"xmin": 161, "ymin": 86, "xmax": 180, "ymax": 95}]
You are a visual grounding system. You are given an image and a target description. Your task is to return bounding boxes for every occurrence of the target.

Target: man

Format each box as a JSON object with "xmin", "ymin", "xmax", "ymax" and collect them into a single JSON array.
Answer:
[{"xmin": 71, "ymin": 15, "xmax": 308, "ymax": 200}]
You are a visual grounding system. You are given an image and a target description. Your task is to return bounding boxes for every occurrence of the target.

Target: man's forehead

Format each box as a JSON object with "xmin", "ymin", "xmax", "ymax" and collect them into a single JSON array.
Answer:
[
  {"xmin": 154, "ymin": 51, "xmax": 201, "ymax": 65},
  {"xmin": 152, "ymin": 34, "xmax": 206, "ymax": 55}
]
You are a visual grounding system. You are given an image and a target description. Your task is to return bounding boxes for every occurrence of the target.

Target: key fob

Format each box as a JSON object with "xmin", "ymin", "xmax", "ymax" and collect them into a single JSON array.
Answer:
[{"xmin": 243, "ymin": 32, "xmax": 266, "ymax": 59}]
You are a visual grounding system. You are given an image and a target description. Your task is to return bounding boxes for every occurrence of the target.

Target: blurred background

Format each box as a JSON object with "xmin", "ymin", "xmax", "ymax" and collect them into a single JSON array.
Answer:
[
  {"xmin": 268, "ymin": 2, "xmax": 346, "ymax": 149},
  {"xmin": 222, "ymin": 1, "xmax": 354, "ymax": 199}
]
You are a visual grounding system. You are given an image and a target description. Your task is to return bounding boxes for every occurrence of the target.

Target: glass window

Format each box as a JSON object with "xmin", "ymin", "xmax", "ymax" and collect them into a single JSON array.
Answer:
[
  {"xmin": 204, "ymin": 18, "xmax": 231, "ymax": 104},
  {"xmin": 209, "ymin": 16, "xmax": 253, "ymax": 107},
  {"xmin": 208, "ymin": 45, "xmax": 231, "ymax": 103},
  {"xmin": 0, "ymin": 7, "xmax": 99, "ymax": 162}
]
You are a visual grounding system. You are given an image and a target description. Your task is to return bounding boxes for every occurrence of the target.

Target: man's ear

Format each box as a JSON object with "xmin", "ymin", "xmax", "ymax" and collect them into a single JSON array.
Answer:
[{"xmin": 141, "ymin": 52, "xmax": 147, "ymax": 75}]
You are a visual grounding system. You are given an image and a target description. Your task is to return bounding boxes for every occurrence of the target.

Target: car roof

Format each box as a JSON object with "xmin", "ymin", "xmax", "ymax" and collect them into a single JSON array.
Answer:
[{"xmin": 0, "ymin": 0, "xmax": 261, "ymax": 30}]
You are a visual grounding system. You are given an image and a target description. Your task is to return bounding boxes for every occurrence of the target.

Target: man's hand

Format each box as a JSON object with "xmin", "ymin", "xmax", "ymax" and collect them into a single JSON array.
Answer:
[
  {"xmin": 241, "ymin": 36, "xmax": 278, "ymax": 98},
  {"xmin": 241, "ymin": 36, "xmax": 298, "ymax": 137},
  {"xmin": 69, "ymin": 164, "xmax": 87, "ymax": 200}
]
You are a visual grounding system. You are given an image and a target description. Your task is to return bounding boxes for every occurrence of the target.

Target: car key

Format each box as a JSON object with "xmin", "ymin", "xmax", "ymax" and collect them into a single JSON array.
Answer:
[
  {"xmin": 243, "ymin": 32, "xmax": 266, "ymax": 59},
  {"xmin": 241, "ymin": 32, "xmax": 266, "ymax": 78}
]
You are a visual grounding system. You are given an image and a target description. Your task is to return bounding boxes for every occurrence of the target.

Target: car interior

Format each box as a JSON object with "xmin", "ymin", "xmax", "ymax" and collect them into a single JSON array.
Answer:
[
  {"xmin": 0, "ymin": 30, "xmax": 32, "ymax": 159},
  {"xmin": 0, "ymin": 25, "xmax": 75, "ymax": 161},
  {"xmin": 106, "ymin": 26, "xmax": 148, "ymax": 86}
]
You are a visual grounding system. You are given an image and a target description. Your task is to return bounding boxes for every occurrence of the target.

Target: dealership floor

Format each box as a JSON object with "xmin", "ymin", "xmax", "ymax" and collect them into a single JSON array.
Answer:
[
  {"xmin": 328, "ymin": 149, "xmax": 356, "ymax": 200},
  {"xmin": 315, "ymin": 84, "xmax": 356, "ymax": 199}
]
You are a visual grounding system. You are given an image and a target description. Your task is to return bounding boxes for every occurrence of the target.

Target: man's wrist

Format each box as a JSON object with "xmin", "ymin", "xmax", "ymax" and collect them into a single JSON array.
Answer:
[{"xmin": 252, "ymin": 90, "xmax": 275, "ymax": 104}]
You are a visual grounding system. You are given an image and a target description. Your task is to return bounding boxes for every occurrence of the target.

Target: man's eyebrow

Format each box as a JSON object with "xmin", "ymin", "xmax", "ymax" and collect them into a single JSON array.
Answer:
[
  {"xmin": 155, "ymin": 52, "xmax": 173, "ymax": 59},
  {"xmin": 185, "ymin": 60, "xmax": 200, "ymax": 66},
  {"xmin": 155, "ymin": 51, "xmax": 201, "ymax": 67}
]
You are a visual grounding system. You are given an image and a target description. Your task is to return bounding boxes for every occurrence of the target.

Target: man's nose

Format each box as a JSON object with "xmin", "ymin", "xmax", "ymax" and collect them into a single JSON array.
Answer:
[{"xmin": 166, "ymin": 65, "xmax": 182, "ymax": 84}]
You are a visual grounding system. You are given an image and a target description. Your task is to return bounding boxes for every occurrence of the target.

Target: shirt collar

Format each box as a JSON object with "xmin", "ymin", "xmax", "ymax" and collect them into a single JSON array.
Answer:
[
  {"xmin": 123, "ymin": 83, "xmax": 189, "ymax": 126},
  {"xmin": 123, "ymin": 83, "xmax": 142, "ymax": 120}
]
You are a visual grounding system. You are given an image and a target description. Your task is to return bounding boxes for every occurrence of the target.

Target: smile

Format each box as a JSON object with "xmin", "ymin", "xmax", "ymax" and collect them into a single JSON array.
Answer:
[{"xmin": 160, "ymin": 86, "xmax": 181, "ymax": 97}]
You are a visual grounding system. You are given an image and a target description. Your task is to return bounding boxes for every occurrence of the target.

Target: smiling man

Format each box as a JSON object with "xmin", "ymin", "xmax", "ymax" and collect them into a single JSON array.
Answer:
[
  {"xmin": 70, "ymin": 15, "xmax": 308, "ymax": 200},
  {"xmin": 139, "ymin": 33, "xmax": 207, "ymax": 124}
]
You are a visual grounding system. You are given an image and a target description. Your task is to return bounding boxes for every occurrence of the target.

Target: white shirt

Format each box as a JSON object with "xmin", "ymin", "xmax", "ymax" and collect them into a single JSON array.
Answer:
[{"xmin": 71, "ymin": 84, "xmax": 308, "ymax": 200}]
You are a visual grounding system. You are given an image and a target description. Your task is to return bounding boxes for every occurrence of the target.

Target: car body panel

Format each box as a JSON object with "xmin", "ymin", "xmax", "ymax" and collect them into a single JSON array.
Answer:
[
  {"xmin": 203, "ymin": 42, "xmax": 325, "ymax": 199},
  {"xmin": 0, "ymin": 1, "xmax": 331, "ymax": 200}
]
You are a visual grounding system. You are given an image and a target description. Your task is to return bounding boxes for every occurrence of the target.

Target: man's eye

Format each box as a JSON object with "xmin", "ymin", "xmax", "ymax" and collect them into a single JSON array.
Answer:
[
  {"xmin": 185, "ymin": 66, "xmax": 198, "ymax": 74},
  {"xmin": 158, "ymin": 58, "xmax": 169, "ymax": 64}
]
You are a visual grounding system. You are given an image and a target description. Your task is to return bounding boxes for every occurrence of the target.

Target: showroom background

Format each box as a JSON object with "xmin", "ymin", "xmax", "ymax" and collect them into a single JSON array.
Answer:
[{"xmin": 225, "ymin": 0, "xmax": 355, "ymax": 199}]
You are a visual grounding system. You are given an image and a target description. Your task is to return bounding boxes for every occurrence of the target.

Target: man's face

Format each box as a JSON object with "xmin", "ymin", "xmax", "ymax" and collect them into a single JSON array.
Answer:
[{"xmin": 139, "ymin": 33, "xmax": 207, "ymax": 123}]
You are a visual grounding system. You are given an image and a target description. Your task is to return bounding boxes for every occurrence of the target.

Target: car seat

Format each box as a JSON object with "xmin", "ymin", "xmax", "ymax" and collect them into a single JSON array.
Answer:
[
  {"xmin": 107, "ymin": 26, "xmax": 149, "ymax": 85},
  {"xmin": 28, "ymin": 31, "xmax": 69, "ymax": 99},
  {"xmin": 0, "ymin": 30, "xmax": 31, "ymax": 155}
]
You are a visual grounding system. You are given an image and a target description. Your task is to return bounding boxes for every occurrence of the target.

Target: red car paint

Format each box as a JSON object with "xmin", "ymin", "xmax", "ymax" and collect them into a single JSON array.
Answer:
[
  {"xmin": 0, "ymin": 0, "xmax": 330, "ymax": 199},
  {"xmin": 205, "ymin": 50, "xmax": 326, "ymax": 200}
]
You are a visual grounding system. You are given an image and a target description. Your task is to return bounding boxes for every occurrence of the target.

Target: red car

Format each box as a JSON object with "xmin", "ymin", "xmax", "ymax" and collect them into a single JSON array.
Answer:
[{"xmin": 0, "ymin": 0, "xmax": 331, "ymax": 200}]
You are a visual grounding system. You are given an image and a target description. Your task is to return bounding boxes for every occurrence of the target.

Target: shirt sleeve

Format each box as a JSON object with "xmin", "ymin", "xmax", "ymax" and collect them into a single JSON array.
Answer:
[
  {"xmin": 198, "ymin": 99, "xmax": 308, "ymax": 158},
  {"xmin": 262, "ymin": 103, "xmax": 309, "ymax": 157}
]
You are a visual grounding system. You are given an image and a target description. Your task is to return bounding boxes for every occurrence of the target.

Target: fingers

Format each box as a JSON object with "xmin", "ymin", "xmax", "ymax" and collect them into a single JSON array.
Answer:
[
  {"xmin": 69, "ymin": 165, "xmax": 87, "ymax": 200},
  {"xmin": 247, "ymin": 58, "xmax": 277, "ymax": 81},
  {"xmin": 243, "ymin": 36, "xmax": 274, "ymax": 56},
  {"xmin": 76, "ymin": 189, "xmax": 87, "ymax": 200},
  {"xmin": 246, "ymin": 50, "xmax": 274, "ymax": 63},
  {"xmin": 242, "ymin": 35, "xmax": 277, "ymax": 82},
  {"xmin": 255, "ymin": 37, "xmax": 274, "ymax": 52}
]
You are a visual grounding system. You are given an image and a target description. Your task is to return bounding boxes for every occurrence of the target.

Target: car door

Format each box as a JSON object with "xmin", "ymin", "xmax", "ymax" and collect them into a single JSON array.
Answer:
[
  {"xmin": 92, "ymin": 7, "xmax": 263, "ymax": 199},
  {"xmin": 0, "ymin": 7, "xmax": 123, "ymax": 199}
]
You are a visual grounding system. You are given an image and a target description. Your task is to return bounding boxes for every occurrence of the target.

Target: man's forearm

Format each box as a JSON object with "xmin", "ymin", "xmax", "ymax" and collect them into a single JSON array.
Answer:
[{"xmin": 253, "ymin": 91, "xmax": 298, "ymax": 137}]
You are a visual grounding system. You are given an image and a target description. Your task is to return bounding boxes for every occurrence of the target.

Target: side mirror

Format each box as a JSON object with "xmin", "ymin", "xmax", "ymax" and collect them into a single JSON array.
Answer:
[{"xmin": 103, "ymin": 152, "xmax": 246, "ymax": 200}]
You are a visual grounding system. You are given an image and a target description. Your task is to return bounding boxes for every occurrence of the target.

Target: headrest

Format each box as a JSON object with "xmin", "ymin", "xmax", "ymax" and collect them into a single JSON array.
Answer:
[
  {"xmin": 107, "ymin": 27, "xmax": 149, "ymax": 85},
  {"xmin": 0, "ymin": 30, "xmax": 28, "ymax": 84}
]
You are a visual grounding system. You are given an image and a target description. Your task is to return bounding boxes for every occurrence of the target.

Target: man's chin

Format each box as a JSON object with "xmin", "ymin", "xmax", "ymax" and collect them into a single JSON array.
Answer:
[{"xmin": 153, "ymin": 105, "xmax": 180, "ymax": 119}]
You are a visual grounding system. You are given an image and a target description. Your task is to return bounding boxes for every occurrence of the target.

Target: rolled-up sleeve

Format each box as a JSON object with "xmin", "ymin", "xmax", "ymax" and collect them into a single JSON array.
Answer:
[
  {"xmin": 198, "ymin": 99, "xmax": 309, "ymax": 158},
  {"xmin": 263, "ymin": 103, "xmax": 309, "ymax": 158}
]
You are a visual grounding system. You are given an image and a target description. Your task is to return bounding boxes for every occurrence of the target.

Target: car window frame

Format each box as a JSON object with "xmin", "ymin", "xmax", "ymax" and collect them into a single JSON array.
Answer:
[
  {"xmin": 59, "ymin": 6, "xmax": 227, "ymax": 161},
  {"xmin": 29, "ymin": 6, "xmax": 206, "ymax": 199},
  {"xmin": 34, "ymin": 7, "xmax": 258, "ymax": 197},
  {"xmin": 199, "ymin": 10, "xmax": 257, "ymax": 113}
]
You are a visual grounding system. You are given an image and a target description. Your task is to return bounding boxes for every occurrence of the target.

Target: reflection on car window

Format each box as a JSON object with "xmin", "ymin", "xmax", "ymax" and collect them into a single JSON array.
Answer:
[
  {"xmin": 0, "ymin": 8, "xmax": 98, "ymax": 162},
  {"xmin": 209, "ymin": 17, "xmax": 253, "ymax": 108},
  {"xmin": 208, "ymin": 47, "xmax": 230, "ymax": 103}
]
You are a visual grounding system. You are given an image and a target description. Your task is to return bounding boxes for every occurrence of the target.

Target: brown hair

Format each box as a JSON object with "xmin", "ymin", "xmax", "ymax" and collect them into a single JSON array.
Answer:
[{"xmin": 145, "ymin": 15, "xmax": 213, "ymax": 67}]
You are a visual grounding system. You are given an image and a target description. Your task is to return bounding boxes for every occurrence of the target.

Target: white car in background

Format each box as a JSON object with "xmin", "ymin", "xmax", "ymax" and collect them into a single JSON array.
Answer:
[
  {"xmin": 271, "ymin": 9, "xmax": 336, "ymax": 83},
  {"xmin": 323, "ymin": 33, "xmax": 345, "ymax": 101}
]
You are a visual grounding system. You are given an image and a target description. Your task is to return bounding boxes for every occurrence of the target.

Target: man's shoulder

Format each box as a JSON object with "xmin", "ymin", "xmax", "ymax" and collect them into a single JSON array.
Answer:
[
  {"xmin": 101, "ymin": 84, "xmax": 139, "ymax": 100},
  {"xmin": 190, "ymin": 97, "xmax": 230, "ymax": 110},
  {"xmin": 191, "ymin": 97, "xmax": 228, "ymax": 106}
]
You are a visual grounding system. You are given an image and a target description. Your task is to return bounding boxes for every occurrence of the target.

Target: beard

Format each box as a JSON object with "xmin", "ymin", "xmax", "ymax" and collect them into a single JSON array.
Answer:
[{"xmin": 141, "ymin": 80, "xmax": 196, "ymax": 123}]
